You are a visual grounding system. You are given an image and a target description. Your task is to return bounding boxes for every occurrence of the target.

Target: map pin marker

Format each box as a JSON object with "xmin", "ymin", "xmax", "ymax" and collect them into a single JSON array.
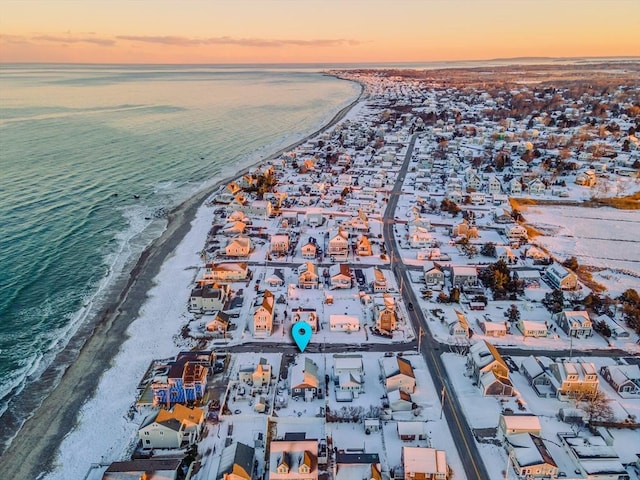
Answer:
[{"xmin": 291, "ymin": 323, "xmax": 312, "ymax": 353}]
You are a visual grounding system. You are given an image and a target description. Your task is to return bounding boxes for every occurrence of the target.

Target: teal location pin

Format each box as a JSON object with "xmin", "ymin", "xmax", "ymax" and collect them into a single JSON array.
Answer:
[{"xmin": 291, "ymin": 323, "xmax": 312, "ymax": 352}]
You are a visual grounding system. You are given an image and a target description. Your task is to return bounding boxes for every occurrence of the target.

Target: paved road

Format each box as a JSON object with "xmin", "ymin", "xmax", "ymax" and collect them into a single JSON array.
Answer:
[{"xmin": 382, "ymin": 134, "xmax": 490, "ymax": 480}]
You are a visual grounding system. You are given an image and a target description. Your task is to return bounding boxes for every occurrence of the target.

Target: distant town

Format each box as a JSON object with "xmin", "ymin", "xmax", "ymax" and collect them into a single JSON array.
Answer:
[{"xmin": 97, "ymin": 64, "xmax": 640, "ymax": 480}]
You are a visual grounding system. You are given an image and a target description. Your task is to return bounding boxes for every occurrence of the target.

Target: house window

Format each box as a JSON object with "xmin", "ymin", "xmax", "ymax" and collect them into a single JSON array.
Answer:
[
  {"xmin": 160, "ymin": 431, "xmax": 164, "ymax": 435},
  {"xmin": 144, "ymin": 431, "xmax": 149, "ymax": 436},
  {"xmin": 145, "ymin": 439, "xmax": 150, "ymax": 445}
]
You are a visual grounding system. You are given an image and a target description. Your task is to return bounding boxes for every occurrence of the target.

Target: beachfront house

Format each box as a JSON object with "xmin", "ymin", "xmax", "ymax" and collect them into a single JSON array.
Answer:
[
  {"xmin": 138, "ymin": 403, "xmax": 205, "ymax": 449},
  {"xmin": 189, "ymin": 283, "xmax": 230, "ymax": 313},
  {"xmin": 224, "ymin": 236, "xmax": 252, "ymax": 257},
  {"xmin": 202, "ymin": 262, "xmax": 249, "ymax": 283},
  {"xmin": 103, "ymin": 458, "xmax": 183, "ymax": 480},
  {"xmin": 151, "ymin": 360, "xmax": 208, "ymax": 407}
]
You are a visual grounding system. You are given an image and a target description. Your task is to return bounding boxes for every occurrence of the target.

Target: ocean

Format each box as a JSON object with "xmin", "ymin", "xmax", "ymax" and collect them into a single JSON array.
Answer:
[{"xmin": 0, "ymin": 64, "xmax": 360, "ymax": 450}]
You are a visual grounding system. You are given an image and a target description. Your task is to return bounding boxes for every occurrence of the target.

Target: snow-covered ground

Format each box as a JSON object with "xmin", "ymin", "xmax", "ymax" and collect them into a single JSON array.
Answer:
[
  {"xmin": 524, "ymin": 205, "xmax": 640, "ymax": 276},
  {"xmin": 46, "ymin": 203, "xmax": 216, "ymax": 480}
]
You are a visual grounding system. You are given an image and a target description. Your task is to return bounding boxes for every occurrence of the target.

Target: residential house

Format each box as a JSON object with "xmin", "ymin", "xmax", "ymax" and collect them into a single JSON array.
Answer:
[
  {"xmin": 238, "ymin": 358, "xmax": 272, "ymax": 388},
  {"xmin": 265, "ymin": 268, "xmax": 285, "ymax": 288},
  {"xmin": 517, "ymin": 320, "xmax": 548, "ymax": 338},
  {"xmin": 381, "ymin": 356, "xmax": 416, "ymax": 394},
  {"xmin": 202, "ymin": 262, "xmax": 249, "ymax": 283},
  {"xmin": 151, "ymin": 360, "xmax": 208, "ymax": 407},
  {"xmin": 270, "ymin": 234, "xmax": 290, "ymax": 256},
  {"xmin": 478, "ymin": 320, "xmax": 507, "ymax": 337},
  {"xmin": 225, "ymin": 236, "xmax": 252, "ymax": 257},
  {"xmin": 356, "ymin": 235, "xmax": 373, "ymax": 256},
  {"xmin": 306, "ymin": 208, "xmax": 324, "ymax": 227},
  {"xmin": 409, "ymin": 226, "xmax": 433, "ymax": 248},
  {"xmin": 238, "ymin": 199, "xmax": 272, "ymax": 218},
  {"xmin": 329, "ymin": 314, "xmax": 359, "ymax": 332},
  {"xmin": 504, "ymin": 434, "xmax": 558, "ymax": 479},
  {"xmin": 549, "ymin": 361, "xmax": 599, "ymax": 401},
  {"xmin": 509, "ymin": 178, "xmax": 523, "ymax": 194},
  {"xmin": 448, "ymin": 310, "xmax": 470, "ymax": 338},
  {"xmin": 505, "ymin": 224, "xmax": 528, "ymax": 242},
  {"xmin": 329, "ymin": 264, "xmax": 352, "ymax": 289},
  {"xmin": 300, "ymin": 240, "xmax": 318, "ymax": 259},
  {"xmin": 206, "ymin": 311, "xmax": 230, "ymax": 335},
  {"xmin": 371, "ymin": 267, "xmax": 388, "ymax": 292},
  {"xmin": 554, "ymin": 310, "xmax": 593, "ymax": 338},
  {"xmin": 388, "ymin": 389, "xmax": 413, "ymax": 412},
  {"xmin": 451, "ymin": 219, "xmax": 478, "ymax": 239},
  {"xmin": 269, "ymin": 437, "xmax": 318, "ymax": 480},
  {"xmin": 599, "ymin": 364, "xmax": 640, "ymax": 397},
  {"xmin": 423, "ymin": 263, "xmax": 445, "ymax": 288},
  {"xmin": 253, "ymin": 290, "xmax": 275, "ymax": 337},
  {"xmin": 498, "ymin": 414, "xmax": 541, "ymax": 437},
  {"xmin": 513, "ymin": 269, "xmax": 541, "ymax": 287},
  {"xmin": 375, "ymin": 300, "xmax": 398, "ymax": 334},
  {"xmin": 402, "ymin": 447, "xmax": 448, "ymax": 480},
  {"xmin": 496, "ymin": 245, "xmax": 516, "ymax": 263},
  {"xmin": 342, "ymin": 211, "xmax": 370, "ymax": 234},
  {"xmin": 333, "ymin": 354, "xmax": 364, "ymax": 377},
  {"xmin": 466, "ymin": 341, "xmax": 514, "ymax": 396},
  {"xmin": 488, "ymin": 176, "xmax": 502, "ymax": 195},
  {"xmin": 292, "ymin": 308, "xmax": 319, "ymax": 333},
  {"xmin": 138, "ymin": 404, "xmax": 205, "ymax": 449},
  {"xmin": 221, "ymin": 221, "xmax": 247, "ymax": 236},
  {"xmin": 291, "ymin": 357, "xmax": 321, "ymax": 401},
  {"xmin": 545, "ymin": 263, "xmax": 578, "ymax": 290},
  {"xmin": 397, "ymin": 421, "xmax": 428, "ymax": 441},
  {"xmin": 576, "ymin": 170, "xmax": 597, "ymax": 187},
  {"xmin": 297, "ymin": 262, "xmax": 319, "ymax": 289},
  {"xmin": 328, "ymin": 228, "xmax": 349, "ymax": 260},
  {"xmin": 334, "ymin": 452, "xmax": 384, "ymax": 480},
  {"xmin": 512, "ymin": 158, "xmax": 528, "ymax": 171},
  {"xmin": 527, "ymin": 178, "xmax": 546, "ymax": 195},
  {"xmin": 216, "ymin": 442, "xmax": 255, "ymax": 480},
  {"xmin": 520, "ymin": 356, "xmax": 555, "ymax": 398},
  {"xmin": 103, "ymin": 458, "xmax": 183, "ymax": 480},
  {"xmin": 451, "ymin": 266, "xmax": 478, "ymax": 288},
  {"xmin": 190, "ymin": 283, "xmax": 230, "ymax": 313},
  {"xmin": 557, "ymin": 433, "xmax": 628, "ymax": 480}
]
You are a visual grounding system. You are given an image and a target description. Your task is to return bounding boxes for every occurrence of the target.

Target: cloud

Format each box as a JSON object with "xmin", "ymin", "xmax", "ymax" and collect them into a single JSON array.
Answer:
[
  {"xmin": 0, "ymin": 34, "xmax": 33, "ymax": 45},
  {"xmin": 32, "ymin": 35, "xmax": 115, "ymax": 46},
  {"xmin": 116, "ymin": 35, "xmax": 360, "ymax": 48}
]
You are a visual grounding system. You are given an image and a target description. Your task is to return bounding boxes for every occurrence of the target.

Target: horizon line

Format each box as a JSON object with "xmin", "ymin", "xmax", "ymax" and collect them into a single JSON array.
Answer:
[{"xmin": 2, "ymin": 55, "xmax": 639, "ymax": 67}]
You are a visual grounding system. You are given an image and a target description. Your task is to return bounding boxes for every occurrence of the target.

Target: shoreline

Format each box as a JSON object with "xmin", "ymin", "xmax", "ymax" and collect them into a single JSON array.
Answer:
[{"xmin": 0, "ymin": 77, "xmax": 364, "ymax": 479}]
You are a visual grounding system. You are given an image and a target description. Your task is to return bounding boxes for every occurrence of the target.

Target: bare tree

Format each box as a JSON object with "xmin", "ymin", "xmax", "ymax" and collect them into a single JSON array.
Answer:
[{"xmin": 579, "ymin": 390, "xmax": 614, "ymax": 423}]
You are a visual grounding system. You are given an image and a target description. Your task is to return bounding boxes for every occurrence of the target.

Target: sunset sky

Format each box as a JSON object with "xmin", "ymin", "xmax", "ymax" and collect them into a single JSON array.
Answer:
[{"xmin": 1, "ymin": 0, "xmax": 638, "ymax": 64}]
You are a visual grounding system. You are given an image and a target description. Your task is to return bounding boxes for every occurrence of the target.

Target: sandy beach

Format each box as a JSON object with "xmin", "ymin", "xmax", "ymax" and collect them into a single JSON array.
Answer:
[{"xmin": 0, "ymin": 81, "xmax": 363, "ymax": 480}]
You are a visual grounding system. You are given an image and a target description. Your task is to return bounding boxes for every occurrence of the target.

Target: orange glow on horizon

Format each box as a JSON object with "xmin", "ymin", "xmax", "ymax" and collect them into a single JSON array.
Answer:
[{"xmin": 1, "ymin": 0, "xmax": 638, "ymax": 64}]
